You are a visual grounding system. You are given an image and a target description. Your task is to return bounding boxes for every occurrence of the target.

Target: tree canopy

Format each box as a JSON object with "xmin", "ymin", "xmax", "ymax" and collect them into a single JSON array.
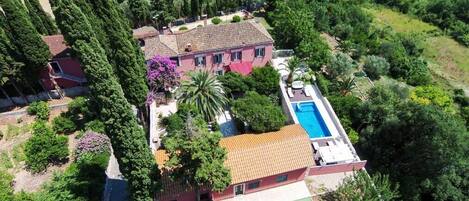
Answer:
[
  {"xmin": 53, "ymin": 1, "xmax": 158, "ymax": 200},
  {"xmin": 164, "ymin": 116, "xmax": 231, "ymax": 199}
]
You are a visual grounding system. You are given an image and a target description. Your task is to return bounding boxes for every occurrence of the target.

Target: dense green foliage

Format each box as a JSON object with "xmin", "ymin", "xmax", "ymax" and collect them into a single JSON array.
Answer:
[
  {"xmin": 128, "ymin": 0, "xmax": 151, "ymax": 28},
  {"xmin": 231, "ymin": 91, "xmax": 286, "ymax": 133},
  {"xmin": 82, "ymin": 0, "xmax": 149, "ymax": 107},
  {"xmin": 355, "ymin": 86, "xmax": 468, "ymax": 201},
  {"xmin": 270, "ymin": 0, "xmax": 331, "ymax": 69},
  {"xmin": 177, "ymin": 70, "xmax": 228, "ymax": 122},
  {"xmin": 363, "ymin": 55, "xmax": 390, "ymax": 80},
  {"xmin": 375, "ymin": 0, "xmax": 469, "ymax": 46},
  {"xmin": 328, "ymin": 95, "xmax": 361, "ymax": 144},
  {"xmin": 53, "ymin": 1, "xmax": 158, "ymax": 200},
  {"xmin": 27, "ymin": 101, "xmax": 50, "ymax": 120},
  {"xmin": 0, "ymin": 0, "xmax": 51, "ymax": 76},
  {"xmin": 324, "ymin": 171, "xmax": 400, "ymax": 201},
  {"xmin": 249, "ymin": 66, "xmax": 280, "ymax": 96},
  {"xmin": 327, "ymin": 53, "xmax": 355, "ymax": 79},
  {"xmin": 52, "ymin": 115, "xmax": 77, "ymax": 134},
  {"xmin": 163, "ymin": 116, "xmax": 231, "ymax": 196},
  {"xmin": 24, "ymin": 0, "xmax": 58, "ymax": 35},
  {"xmin": 24, "ymin": 121, "xmax": 69, "ymax": 173},
  {"xmin": 40, "ymin": 152, "xmax": 110, "ymax": 201},
  {"xmin": 410, "ymin": 85, "xmax": 454, "ymax": 112},
  {"xmin": 217, "ymin": 72, "xmax": 250, "ymax": 96}
]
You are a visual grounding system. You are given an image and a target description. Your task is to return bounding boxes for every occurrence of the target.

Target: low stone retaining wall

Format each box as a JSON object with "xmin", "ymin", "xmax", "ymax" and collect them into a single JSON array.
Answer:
[
  {"xmin": 0, "ymin": 86, "xmax": 88, "ymax": 108},
  {"xmin": 307, "ymin": 161, "xmax": 367, "ymax": 176}
]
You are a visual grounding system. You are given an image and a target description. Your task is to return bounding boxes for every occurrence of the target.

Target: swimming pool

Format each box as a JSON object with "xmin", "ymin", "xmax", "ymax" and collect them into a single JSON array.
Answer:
[{"xmin": 291, "ymin": 101, "xmax": 331, "ymax": 138}]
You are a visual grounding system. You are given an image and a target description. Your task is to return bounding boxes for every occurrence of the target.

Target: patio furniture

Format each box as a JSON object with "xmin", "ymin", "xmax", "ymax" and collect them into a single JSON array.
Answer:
[
  {"xmin": 312, "ymin": 141, "xmax": 320, "ymax": 151},
  {"xmin": 304, "ymin": 88, "xmax": 311, "ymax": 97},
  {"xmin": 292, "ymin": 81, "xmax": 304, "ymax": 89},
  {"xmin": 287, "ymin": 87, "xmax": 294, "ymax": 98}
]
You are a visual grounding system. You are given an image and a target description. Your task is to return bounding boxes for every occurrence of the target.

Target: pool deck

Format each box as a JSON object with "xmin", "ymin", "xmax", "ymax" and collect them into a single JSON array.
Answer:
[{"xmin": 288, "ymin": 85, "xmax": 341, "ymax": 140}]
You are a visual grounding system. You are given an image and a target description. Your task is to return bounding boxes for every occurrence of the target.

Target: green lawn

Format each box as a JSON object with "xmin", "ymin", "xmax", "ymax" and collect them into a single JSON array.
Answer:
[
  {"xmin": 365, "ymin": 7, "xmax": 438, "ymax": 34},
  {"xmin": 365, "ymin": 6, "xmax": 469, "ymax": 92}
]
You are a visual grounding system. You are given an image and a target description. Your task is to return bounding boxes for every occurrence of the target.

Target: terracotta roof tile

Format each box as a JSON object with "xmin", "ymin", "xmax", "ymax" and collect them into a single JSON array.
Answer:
[
  {"xmin": 42, "ymin": 35, "xmax": 71, "ymax": 58},
  {"xmin": 154, "ymin": 124, "xmax": 315, "ymax": 196},
  {"xmin": 144, "ymin": 21, "xmax": 274, "ymax": 59},
  {"xmin": 220, "ymin": 124, "xmax": 315, "ymax": 184},
  {"xmin": 132, "ymin": 26, "xmax": 159, "ymax": 39}
]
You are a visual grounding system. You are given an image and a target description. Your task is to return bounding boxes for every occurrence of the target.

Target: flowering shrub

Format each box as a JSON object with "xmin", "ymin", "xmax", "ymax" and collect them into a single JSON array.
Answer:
[
  {"xmin": 75, "ymin": 131, "xmax": 110, "ymax": 159},
  {"xmin": 146, "ymin": 55, "xmax": 180, "ymax": 104}
]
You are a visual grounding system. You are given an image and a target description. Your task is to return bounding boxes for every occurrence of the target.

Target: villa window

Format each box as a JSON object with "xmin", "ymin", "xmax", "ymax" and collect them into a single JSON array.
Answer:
[
  {"xmin": 276, "ymin": 174, "xmax": 288, "ymax": 183},
  {"xmin": 216, "ymin": 69, "xmax": 224, "ymax": 76},
  {"xmin": 247, "ymin": 181, "xmax": 260, "ymax": 189},
  {"xmin": 170, "ymin": 57, "xmax": 180, "ymax": 67},
  {"xmin": 213, "ymin": 53, "xmax": 223, "ymax": 64},
  {"xmin": 194, "ymin": 55, "xmax": 206, "ymax": 67},
  {"xmin": 231, "ymin": 51, "xmax": 242, "ymax": 61},
  {"xmin": 49, "ymin": 61, "xmax": 62, "ymax": 74},
  {"xmin": 255, "ymin": 47, "xmax": 265, "ymax": 58}
]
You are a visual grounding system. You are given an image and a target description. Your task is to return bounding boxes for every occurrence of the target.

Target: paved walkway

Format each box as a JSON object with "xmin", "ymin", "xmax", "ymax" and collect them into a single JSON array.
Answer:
[
  {"xmin": 171, "ymin": 11, "xmax": 245, "ymax": 32},
  {"xmin": 305, "ymin": 171, "xmax": 354, "ymax": 195},
  {"xmin": 224, "ymin": 181, "xmax": 311, "ymax": 201},
  {"xmin": 149, "ymin": 101, "xmax": 177, "ymax": 151},
  {"xmin": 103, "ymin": 152, "xmax": 129, "ymax": 201},
  {"xmin": 216, "ymin": 110, "xmax": 239, "ymax": 137}
]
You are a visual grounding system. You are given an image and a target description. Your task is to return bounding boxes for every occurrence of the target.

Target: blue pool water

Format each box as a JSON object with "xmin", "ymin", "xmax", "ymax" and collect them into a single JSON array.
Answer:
[{"xmin": 291, "ymin": 101, "xmax": 331, "ymax": 138}]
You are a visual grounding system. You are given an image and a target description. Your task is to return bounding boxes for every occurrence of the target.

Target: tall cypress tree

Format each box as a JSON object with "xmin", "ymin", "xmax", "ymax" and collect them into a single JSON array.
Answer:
[
  {"xmin": 0, "ymin": 0, "xmax": 50, "ymax": 75},
  {"xmin": 23, "ymin": 0, "xmax": 48, "ymax": 35},
  {"xmin": 80, "ymin": 0, "xmax": 149, "ymax": 107},
  {"xmin": 53, "ymin": 1, "xmax": 159, "ymax": 200},
  {"xmin": 25, "ymin": 0, "xmax": 58, "ymax": 35},
  {"xmin": 191, "ymin": 0, "xmax": 200, "ymax": 18},
  {"xmin": 128, "ymin": 0, "xmax": 150, "ymax": 28}
]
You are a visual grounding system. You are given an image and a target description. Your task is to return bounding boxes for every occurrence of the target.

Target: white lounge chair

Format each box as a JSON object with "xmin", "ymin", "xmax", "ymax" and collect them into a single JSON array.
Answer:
[
  {"xmin": 287, "ymin": 87, "xmax": 294, "ymax": 98},
  {"xmin": 304, "ymin": 88, "xmax": 311, "ymax": 97},
  {"xmin": 312, "ymin": 141, "xmax": 320, "ymax": 151}
]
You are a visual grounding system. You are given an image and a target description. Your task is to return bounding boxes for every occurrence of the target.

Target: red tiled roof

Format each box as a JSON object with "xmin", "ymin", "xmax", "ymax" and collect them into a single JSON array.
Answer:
[
  {"xmin": 42, "ymin": 35, "xmax": 71, "ymax": 58},
  {"xmin": 228, "ymin": 62, "xmax": 253, "ymax": 76}
]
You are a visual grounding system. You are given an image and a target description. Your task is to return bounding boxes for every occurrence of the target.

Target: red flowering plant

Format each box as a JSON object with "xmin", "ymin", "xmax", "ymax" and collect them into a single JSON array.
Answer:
[{"xmin": 146, "ymin": 55, "xmax": 181, "ymax": 105}]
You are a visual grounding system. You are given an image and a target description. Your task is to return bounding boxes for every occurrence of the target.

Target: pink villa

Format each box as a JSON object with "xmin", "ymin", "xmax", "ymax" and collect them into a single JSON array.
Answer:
[
  {"xmin": 154, "ymin": 125, "xmax": 367, "ymax": 201},
  {"xmin": 142, "ymin": 21, "xmax": 274, "ymax": 77},
  {"xmin": 39, "ymin": 21, "xmax": 273, "ymax": 91}
]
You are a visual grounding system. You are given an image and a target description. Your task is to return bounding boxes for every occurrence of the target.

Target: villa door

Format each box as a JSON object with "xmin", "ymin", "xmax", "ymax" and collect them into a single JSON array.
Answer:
[{"xmin": 234, "ymin": 184, "xmax": 244, "ymax": 196}]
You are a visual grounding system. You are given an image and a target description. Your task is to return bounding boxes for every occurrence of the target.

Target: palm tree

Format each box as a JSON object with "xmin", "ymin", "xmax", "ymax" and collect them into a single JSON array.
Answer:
[
  {"xmin": 287, "ymin": 56, "xmax": 300, "ymax": 84},
  {"xmin": 177, "ymin": 70, "xmax": 228, "ymax": 122},
  {"xmin": 337, "ymin": 76, "xmax": 356, "ymax": 96}
]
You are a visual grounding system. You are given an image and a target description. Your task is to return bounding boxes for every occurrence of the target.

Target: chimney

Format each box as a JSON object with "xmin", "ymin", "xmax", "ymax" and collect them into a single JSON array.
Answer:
[{"xmin": 185, "ymin": 43, "xmax": 192, "ymax": 52}]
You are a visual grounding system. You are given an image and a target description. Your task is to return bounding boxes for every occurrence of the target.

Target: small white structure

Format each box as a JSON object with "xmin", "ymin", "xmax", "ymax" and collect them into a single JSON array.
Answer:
[
  {"xmin": 292, "ymin": 80, "xmax": 304, "ymax": 89},
  {"xmin": 287, "ymin": 87, "xmax": 294, "ymax": 98}
]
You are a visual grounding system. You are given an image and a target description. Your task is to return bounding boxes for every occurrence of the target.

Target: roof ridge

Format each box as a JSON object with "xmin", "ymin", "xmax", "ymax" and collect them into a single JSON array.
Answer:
[{"xmin": 158, "ymin": 35, "xmax": 179, "ymax": 54}]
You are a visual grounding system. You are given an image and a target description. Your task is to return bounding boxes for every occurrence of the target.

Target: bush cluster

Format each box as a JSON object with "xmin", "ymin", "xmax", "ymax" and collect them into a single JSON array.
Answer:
[
  {"xmin": 232, "ymin": 15, "xmax": 241, "ymax": 23},
  {"xmin": 231, "ymin": 91, "xmax": 286, "ymax": 133},
  {"xmin": 211, "ymin": 17, "xmax": 222, "ymax": 25},
  {"xmin": 27, "ymin": 101, "xmax": 50, "ymax": 120},
  {"xmin": 52, "ymin": 115, "xmax": 77, "ymax": 134},
  {"xmin": 363, "ymin": 55, "xmax": 390, "ymax": 80},
  {"xmin": 75, "ymin": 131, "xmax": 111, "ymax": 159},
  {"xmin": 24, "ymin": 121, "xmax": 69, "ymax": 173}
]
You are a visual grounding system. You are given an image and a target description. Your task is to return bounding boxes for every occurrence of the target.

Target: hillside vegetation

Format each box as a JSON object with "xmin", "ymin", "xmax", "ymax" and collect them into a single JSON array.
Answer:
[{"xmin": 366, "ymin": 6, "xmax": 469, "ymax": 93}]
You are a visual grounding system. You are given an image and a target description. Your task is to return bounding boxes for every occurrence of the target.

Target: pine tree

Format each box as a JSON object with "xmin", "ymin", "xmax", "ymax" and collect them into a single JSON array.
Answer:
[
  {"xmin": 25, "ymin": 0, "xmax": 58, "ymax": 35},
  {"xmin": 79, "ymin": 0, "xmax": 149, "ymax": 107},
  {"xmin": 0, "ymin": 0, "xmax": 50, "ymax": 75},
  {"xmin": 53, "ymin": 1, "xmax": 159, "ymax": 200},
  {"xmin": 128, "ymin": 0, "xmax": 150, "ymax": 28}
]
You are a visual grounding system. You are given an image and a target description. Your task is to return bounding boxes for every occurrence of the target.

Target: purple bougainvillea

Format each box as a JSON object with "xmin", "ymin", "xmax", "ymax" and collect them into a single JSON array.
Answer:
[
  {"xmin": 75, "ymin": 131, "xmax": 111, "ymax": 158},
  {"xmin": 146, "ymin": 55, "xmax": 181, "ymax": 105}
]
